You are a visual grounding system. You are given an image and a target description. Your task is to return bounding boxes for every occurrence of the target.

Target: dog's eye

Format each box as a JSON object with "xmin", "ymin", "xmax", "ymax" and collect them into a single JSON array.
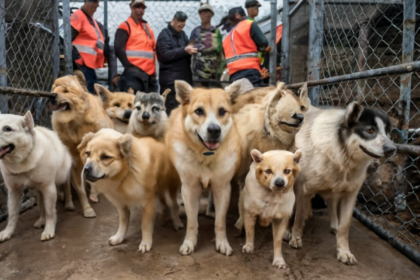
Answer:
[
  {"xmin": 101, "ymin": 154, "xmax": 112, "ymax": 160},
  {"xmin": 219, "ymin": 108, "xmax": 227, "ymax": 117},
  {"xmin": 3, "ymin": 126, "xmax": 12, "ymax": 132},
  {"xmin": 85, "ymin": 151, "xmax": 91, "ymax": 157},
  {"xmin": 195, "ymin": 108, "xmax": 204, "ymax": 116},
  {"xmin": 114, "ymin": 103, "xmax": 120, "ymax": 107},
  {"xmin": 284, "ymin": 169, "xmax": 291, "ymax": 175},
  {"xmin": 365, "ymin": 127, "xmax": 375, "ymax": 134},
  {"xmin": 152, "ymin": 106, "xmax": 159, "ymax": 112},
  {"xmin": 136, "ymin": 106, "xmax": 141, "ymax": 111},
  {"xmin": 128, "ymin": 103, "xmax": 133, "ymax": 108},
  {"xmin": 265, "ymin": 169, "xmax": 272, "ymax": 174},
  {"xmin": 300, "ymin": 106, "xmax": 306, "ymax": 111}
]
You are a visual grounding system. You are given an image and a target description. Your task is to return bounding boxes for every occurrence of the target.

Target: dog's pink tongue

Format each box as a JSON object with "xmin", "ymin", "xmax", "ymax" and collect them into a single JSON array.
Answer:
[
  {"xmin": 0, "ymin": 146, "xmax": 11, "ymax": 158},
  {"xmin": 205, "ymin": 142, "xmax": 220, "ymax": 150}
]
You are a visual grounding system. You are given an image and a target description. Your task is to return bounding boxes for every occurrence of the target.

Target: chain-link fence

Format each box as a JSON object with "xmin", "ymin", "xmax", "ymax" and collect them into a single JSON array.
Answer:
[{"xmin": 284, "ymin": 0, "xmax": 420, "ymax": 265}]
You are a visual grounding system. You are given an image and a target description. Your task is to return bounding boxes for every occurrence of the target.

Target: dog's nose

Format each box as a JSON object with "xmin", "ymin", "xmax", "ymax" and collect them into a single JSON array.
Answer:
[
  {"xmin": 274, "ymin": 178, "xmax": 285, "ymax": 188},
  {"xmin": 49, "ymin": 98, "xmax": 57, "ymax": 105},
  {"xmin": 142, "ymin": 112, "xmax": 150, "ymax": 120},
  {"xmin": 383, "ymin": 144, "xmax": 396, "ymax": 154},
  {"xmin": 84, "ymin": 165, "xmax": 92, "ymax": 176},
  {"xmin": 207, "ymin": 124, "xmax": 221, "ymax": 139},
  {"xmin": 124, "ymin": 110, "xmax": 132, "ymax": 120},
  {"xmin": 292, "ymin": 113, "xmax": 304, "ymax": 123}
]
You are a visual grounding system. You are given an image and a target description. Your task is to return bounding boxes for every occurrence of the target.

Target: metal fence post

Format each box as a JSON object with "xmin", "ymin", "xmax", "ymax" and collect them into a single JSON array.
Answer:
[
  {"xmin": 269, "ymin": 0, "xmax": 278, "ymax": 86},
  {"xmin": 52, "ymin": 0, "xmax": 60, "ymax": 80},
  {"xmin": 63, "ymin": 0, "xmax": 73, "ymax": 75},
  {"xmin": 281, "ymin": 0, "xmax": 290, "ymax": 84},
  {"xmin": 306, "ymin": 0, "xmax": 324, "ymax": 106},
  {"xmin": 104, "ymin": 0, "xmax": 108, "ymax": 33},
  {"xmin": 0, "ymin": 0, "xmax": 8, "ymax": 113}
]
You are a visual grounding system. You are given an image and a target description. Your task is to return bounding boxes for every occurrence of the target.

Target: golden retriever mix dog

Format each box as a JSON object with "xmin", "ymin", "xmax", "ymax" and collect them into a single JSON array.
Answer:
[
  {"xmin": 77, "ymin": 129, "xmax": 183, "ymax": 252},
  {"xmin": 238, "ymin": 149, "xmax": 301, "ymax": 270},
  {"xmin": 233, "ymin": 82, "xmax": 309, "ymax": 181},
  {"xmin": 289, "ymin": 102, "xmax": 396, "ymax": 265},
  {"xmin": 95, "ymin": 84, "xmax": 135, "ymax": 134},
  {"xmin": 166, "ymin": 81, "xmax": 241, "ymax": 256},
  {"xmin": 50, "ymin": 75, "xmax": 114, "ymax": 216}
]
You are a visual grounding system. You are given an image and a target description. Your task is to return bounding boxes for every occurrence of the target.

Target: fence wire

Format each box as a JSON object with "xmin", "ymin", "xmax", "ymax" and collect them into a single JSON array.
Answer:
[{"xmin": 315, "ymin": 0, "xmax": 420, "ymax": 258}]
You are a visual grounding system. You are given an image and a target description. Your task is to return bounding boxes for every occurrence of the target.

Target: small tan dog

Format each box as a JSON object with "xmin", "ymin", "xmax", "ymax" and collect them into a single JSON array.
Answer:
[
  {"xmin": 127, "ymin": 89, "xmax": 171, "ymax": 142},
  {"xmin": 78, "ymin": 129, "xmax": 183, "ymax": 252},
  {"xmin": 95, "ymin": 84, "xmax": 135, "ymax": 134},
  {"xmin": 237, "ymin": 149, "xmax": 301, "ymax": 270}
]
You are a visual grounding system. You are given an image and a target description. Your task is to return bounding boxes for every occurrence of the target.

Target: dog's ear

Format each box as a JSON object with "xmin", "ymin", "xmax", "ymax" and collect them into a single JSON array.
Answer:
[
  {"xmin": 77, "ymin": 132, "xmax": 95, "ymax": 153},
  {"xmin": 74, "ymin": 70, "xmax": 88, "ymax": 92},
  {"xmin": 225, "ymin": 78, "xmax": 254, "ymax": 102},
  {"xmin": 293, "ymin": 149, "xmax": 302, "ymax": 164},
  {"xmin": 118, "ymin": 134, "xmax": 132, "ymax": 160},
  {"xmin": 127, "ymin": 87, "xmax": 135, "ymax": 94},
  {"xmin": 161, "ymin": 89, "xmax": 171, "ymax": 103},
  {"xmin": 298, "ymin": 82, "xmax": 308, "ymax": 100},
  {"xmin": 250, "ymin": 149, "xmax": 264, "ymax": 163},
  {"xmin": 175, "ymin": 80, "xmax": 192, "ymax": 105},
  {"xmin": 22, "ymin": 110, "xmax": 35, "ymax": 134},
  {"xmin": 345, "ymin": 101, "xmax": 363, "ymax": 128},
  {"xmin": 94, "ymin": 84, "xmax": 113, "ymax": 104}
]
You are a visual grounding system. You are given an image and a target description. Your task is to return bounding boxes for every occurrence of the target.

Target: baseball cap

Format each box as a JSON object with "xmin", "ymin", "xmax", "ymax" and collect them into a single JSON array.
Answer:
[
  {"xmin": 228, "ymin": 7, "xmax": 246, "ymax": 20},
  {"xmin": 245, "ymin": 0, "xmax": 262, "ymax": 8},
  {"xmin": 198, "ymin": 3, "xmax": 214, "ymax": 15},
  {"xmin": 130, "ymin": 0, "xmax": 146, "ymax": 8}
]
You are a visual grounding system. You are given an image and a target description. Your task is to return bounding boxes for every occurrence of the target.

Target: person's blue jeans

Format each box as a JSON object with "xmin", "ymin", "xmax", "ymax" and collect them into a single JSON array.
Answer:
[{"xmin": 79, "ymin": 66, "xmax": 98, "ymax": 94}]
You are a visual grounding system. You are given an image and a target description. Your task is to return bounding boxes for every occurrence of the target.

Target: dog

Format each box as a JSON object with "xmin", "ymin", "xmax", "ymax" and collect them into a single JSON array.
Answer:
[
  {"xmin": 289, "ymin": 101, "xmax": 396, "ymax": 265},
  {"xmin": 233, "ymin": 82, "xmax": 310, "ymax": 181},
  {"xmin": 238, "ymin": 149, "xmax": 301, "ymax": 270},
  {"xmin": 95, "ymin": 84, "xmax": 135, "ymax": 134},
  {"xmin": 127, "ymin": 89, "xmax": 171, "ymax": 142},
  {"xmin": 0, "ymin": 111, "xmax": 72, "ymax": 242},
  {"xmin": 165, "ymin": 80, "xmax": 241, "ymax": 256},
  {"xmin": 77, "ymin": 129, "xmax": 183, "ymax": 252},
  {"xmin": 50, "ymin": 75, "xmax": 114, "ymax": 216}
]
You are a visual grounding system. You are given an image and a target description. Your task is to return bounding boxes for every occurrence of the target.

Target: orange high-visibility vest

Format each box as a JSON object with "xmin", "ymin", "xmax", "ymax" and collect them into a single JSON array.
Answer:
[
  {"xmin": 223, "ymin": 19, "xmax": 260, "ymax": 76},
  {"xmin": 118, "ymin": 17, "xmax": 156, "ymax": 75},
  {"xmin": 71, "ymin": 9, "xmax": 105, "ymax": 69}
]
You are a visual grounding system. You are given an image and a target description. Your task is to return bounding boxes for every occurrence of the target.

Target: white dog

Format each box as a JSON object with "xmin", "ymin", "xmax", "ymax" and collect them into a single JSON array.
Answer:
[{"xmin": 0, "ymin": 111, "xmax": 72, "ymax": 242}]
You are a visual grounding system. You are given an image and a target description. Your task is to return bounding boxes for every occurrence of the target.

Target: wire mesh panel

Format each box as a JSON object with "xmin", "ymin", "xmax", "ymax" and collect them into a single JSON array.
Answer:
[{"xmin": 314, "ymin": 0, "xmax": 420, "ymax": 261}]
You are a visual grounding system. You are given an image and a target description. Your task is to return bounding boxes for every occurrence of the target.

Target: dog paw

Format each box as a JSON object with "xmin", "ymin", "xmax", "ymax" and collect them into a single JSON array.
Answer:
[
  {"xmin": 289, "ymin": 237, "xmax": 302, "ymax": 249},
  {"xmin": 272, "ymin": 257, "xmax": 290, "ymax": 273},
  {"xmin": 337, "ymin": 250, "xmax": 357, "ymax": 265},
  {"xmin": 89, "ymin": 193, "xmax": 99, "ymax": 203},
  {"xmin": 216, "ymin": 238, "xmax": 233, "ymax": 256},
  {"xmin": 0, "ymin": 230, "xmax": 12, "ymax": 243},
  {"xmin": 65, "ymin": 202, "xmax": 76, "ymax": 211},
  {"xmin": 283, "ymin": 229, "xmax": 292, "ymax": 241},
  {"xmin": 330, "ymin": 227, "xmax": 337, "ymax": 235},
  {"xmin": 41, "ymin": 229, "xmax": 55, "ymax": 241},
  {"xmin": 83, "ymin": 207, "xmax": 96, "ymax": 218},
  {"xmin": 108, "ymin": 235, "xmax": 124, "ymax": 246},
  {"xmin": 242, "ymin": 243, "xmax": 254, "ymax": 253},
  {"xmin": 172, "ymin": 219, "xmax": 184, "ymax": 231},
  {"xmin": 179, "ymin": 240, "xmax": 195, "ymax": 255},
  {"xmin": 138, "ymin": 241, "xmax": 152, "ymax": 253},
  {"xmin": 34, "ymin": 217, "xmax": 46, "ymax": 229}
]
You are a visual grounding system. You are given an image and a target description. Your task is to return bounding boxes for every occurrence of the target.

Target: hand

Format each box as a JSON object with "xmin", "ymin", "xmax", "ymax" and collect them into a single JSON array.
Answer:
[
  {"xmin": 185, "ymin": 45, "xmax": 198, "ymax": 55},
  {"xmin": 264, "ymin": 46, "xmax": 272, "ymax": 53}
]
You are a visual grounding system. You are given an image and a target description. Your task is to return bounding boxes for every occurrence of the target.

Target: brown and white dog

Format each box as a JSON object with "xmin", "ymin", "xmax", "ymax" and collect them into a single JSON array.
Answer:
[
  {"xmin": 50, "ymin": 75, "xmax": 114, "ymax": 216},
  {"xmin": 238, "ymin": 149, "xmax": 301, "ymax": 270},
  {"xmin": 78, "ymin": 129, "xmax": 183, "ymax": 252},
  {"xmin": 166, "ymin": 81, "xmax": 241, "ymax": 256}
]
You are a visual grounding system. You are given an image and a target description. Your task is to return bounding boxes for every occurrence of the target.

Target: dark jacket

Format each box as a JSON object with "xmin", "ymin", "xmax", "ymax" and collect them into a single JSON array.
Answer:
[{"xmin": 156, "ymin": 24, "xmax": 193, "ymax": 90}]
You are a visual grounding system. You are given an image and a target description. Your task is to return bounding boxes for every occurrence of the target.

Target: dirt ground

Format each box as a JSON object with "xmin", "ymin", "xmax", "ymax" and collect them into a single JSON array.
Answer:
[{"xmin": 1, "ymin": 198, "xmax": 419, "ymax": 280}]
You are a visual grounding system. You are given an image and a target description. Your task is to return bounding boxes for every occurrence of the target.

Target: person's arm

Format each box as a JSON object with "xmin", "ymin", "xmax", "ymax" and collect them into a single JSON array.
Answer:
[
  {"xmin": 189, "ymin": 27, "xmax": 200, "ymax": 49},
  {"xmin": 97, "ymin": 21, "xmax": 110, "ymax": 59},
  {"xmin": 250, "ymin": 22, "xmax": 269, "ymax": 52},
  {"xmin": 71, "ymin": 26, "xmax": 79, "ymax": 42},
  {"xmin": 114, "ymin": 24, "xmax": 134, "ymax": 68},
  {"xmin": 156, "ymin": 30, "xmax": 190, "ymax": 64}
]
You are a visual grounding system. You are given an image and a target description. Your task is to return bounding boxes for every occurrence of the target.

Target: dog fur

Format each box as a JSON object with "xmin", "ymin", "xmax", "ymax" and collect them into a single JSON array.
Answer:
[
  {"xmin": 289, "ymin": 102, "xmax": 396, "ymax": 265},
  {"xmin": 238, "ymin": 149, "xmax": 301, "ymax": 270},
  {"xmin": 127, "ymin": 89, "xmax": 171, "ymax": 142},
  {"xmin": 0, "ymin": 111, "xmax": 72, "ymax": 242},
  {"xmin": 165, "ymin": 81, "xmax": 241, "ymax": 256},
  {"xmin": 77, "ymin": 129, "xmax": 183, "ymax": 252},
  {"xmin": 95, "ymin": 84, "xmax": 135, "ymax": 134},
  {"xmin": 50, "ymin": 75, "xmax": 114, "ymax": 216}
]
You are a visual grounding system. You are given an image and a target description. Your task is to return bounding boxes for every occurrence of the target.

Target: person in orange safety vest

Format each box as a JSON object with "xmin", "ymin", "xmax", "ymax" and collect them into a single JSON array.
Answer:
[
  {"xmin": 222, "ymin": 7, "xmax": 269, "ymax": 87},
  {"xmin": 114, "ymin": 0, "xmax": 157, "ymax": 93},
  {"xmin": 71, "ymin": 0, "xmax": 109, "ymax": 94}
]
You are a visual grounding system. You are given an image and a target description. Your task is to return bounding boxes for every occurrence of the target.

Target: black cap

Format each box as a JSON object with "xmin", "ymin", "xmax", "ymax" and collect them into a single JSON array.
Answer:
[
  {"xmin": 228, "ymin": 6, "xmax": 246, "ymax": 20},
  {"xmin": 245, "ymin": 0, "xmax": 261, "ymax": 8},
  {"xmin": 174, "ymin": 11, "xmax": 188, "ymax": 22}
]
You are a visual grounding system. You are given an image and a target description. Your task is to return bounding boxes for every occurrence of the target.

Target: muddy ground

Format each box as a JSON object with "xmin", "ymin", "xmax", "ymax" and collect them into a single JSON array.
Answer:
[{"xmin": 1, "ymin": 198, "xmax": 419, "ymax": 280}]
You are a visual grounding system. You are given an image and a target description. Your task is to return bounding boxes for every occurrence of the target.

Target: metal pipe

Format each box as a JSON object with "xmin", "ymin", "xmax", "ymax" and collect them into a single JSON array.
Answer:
[
  {"xmin": 287, "ymin": 61, "xmax": 420, "ymax": 89},
  {"xmin": 0, "ymin": 0, "xmax": 8, "ymax": 113},
  {"xmin": 63, "ymin": 0, "xmax": 73, "ymax": 75},
  {"xmin": 269, "ymin": 0, "xmax": 278, "ymax": 86},
  {"xmin": 104, "ymin": 0, "xmax": 108, "ymax": 33},
  {"xmin": 0, "ymin": 86, "xmax": 57, "ymax": 99},
  {"xmin": 289, "ymin": 0, "xmax": 306, "ymax": 17},
  {"xmin": 52, "ymin": 0, "xmax": 60, "ymax": 80},
  {"xmin": 281, "ymin": 0, "xmax": 290, "ymax": 84}
]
